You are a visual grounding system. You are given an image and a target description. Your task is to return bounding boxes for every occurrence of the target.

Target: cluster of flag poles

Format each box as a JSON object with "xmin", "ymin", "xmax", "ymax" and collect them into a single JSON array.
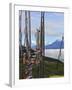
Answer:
[{"xmin": 19, "ymin": 11, "xmax": 63, "ymax": 79}]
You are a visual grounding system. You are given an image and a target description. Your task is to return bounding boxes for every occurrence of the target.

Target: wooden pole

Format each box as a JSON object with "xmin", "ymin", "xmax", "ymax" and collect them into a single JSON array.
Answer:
[
  {"xmin": 40, "ymin": 12, "xmax": 45, "ymax": 56},
  {"xmin": 19, "ymin": 11, "xmax": 23, "ymax": 78},
  {"xmin": 25, "ymin": 11, "xmax": 32, "ymax": 79},
  {"xmin": 57, "ymin": 36, "xmax": 64, "ymax": 72},
  {"xmin": 40, "ymin": 12, "xmax": 45, "ymax": 78},
  {"xmin": 28, "ymin": 11, "xmax": 31, "ymax": 48}
]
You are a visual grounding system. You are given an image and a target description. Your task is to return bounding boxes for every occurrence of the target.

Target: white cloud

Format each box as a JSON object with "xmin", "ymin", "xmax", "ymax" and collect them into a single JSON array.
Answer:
[
  {"xmin": 45, "ymin": 21, "xmax": 63, "ymax": 30},
  {"xmin": 50, "ymin": 12, "xmax": 64, "ymax": 17},
  {"xmin": 45, "ymin": 30, "xmax": 64, "ymax": 37},
  {"xmin": 31, "ymin": 28, "xmax": 36, "ymax": 34},
  {"xmin": 45, "ymin": 20, "xmax": 64, "ymax": 37},
  {"xmin": 20, "ymin": 11, "xmax": 64, "ymax": 38},
  {"xmin": 30, "ymin": 20, "xmax": 64, "ymax": 37},
  {"xmin": 31, "ymin": 40, "xmax": 36, "ymax": 45}
]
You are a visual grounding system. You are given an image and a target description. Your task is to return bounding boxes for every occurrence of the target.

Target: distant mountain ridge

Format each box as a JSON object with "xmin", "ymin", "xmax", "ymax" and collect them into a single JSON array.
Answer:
[
  {"xmin": 45, "ymin": 40, "xmax": 64, "ymax": 49},
  {"xmin": 32, "ymin": 40, "xmax": 64, "ymax": 49}
]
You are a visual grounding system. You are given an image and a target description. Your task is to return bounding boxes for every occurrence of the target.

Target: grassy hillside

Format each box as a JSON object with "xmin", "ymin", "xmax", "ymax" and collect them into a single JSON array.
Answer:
[
  {"xmin": 32, "ymin": 56, "xmax": 64, "ymax": 78},
  {"xmin": 19, "ymin": 56, "xmax": 64, "ymax": 79}
]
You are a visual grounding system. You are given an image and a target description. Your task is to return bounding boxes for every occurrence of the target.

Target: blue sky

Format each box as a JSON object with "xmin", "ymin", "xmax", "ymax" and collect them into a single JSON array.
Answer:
[{"xmin": 19, "ymin": 11, "xmax": 64, "ymax": 46}]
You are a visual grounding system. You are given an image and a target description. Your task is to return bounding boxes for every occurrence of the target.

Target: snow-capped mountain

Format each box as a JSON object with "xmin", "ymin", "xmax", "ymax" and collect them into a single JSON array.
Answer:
[
  {"xmin": 45, "ymin": 40, "xmax": 64, "ymax": 49},
  {"xmin": 31, "ymin": 40, "xmax": 64, "ymax": 49}
]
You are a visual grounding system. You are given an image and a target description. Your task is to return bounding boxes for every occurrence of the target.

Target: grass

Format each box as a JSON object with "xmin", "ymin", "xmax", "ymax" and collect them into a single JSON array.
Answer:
[
  {"xmin": 19, "ymin": 56, "xmax": 64, "ymax": 79},
  {"xmin": 49, "ymin": 75, "xmax": 64, "ymax": 78},
  {"xmin": 32, "ymin": 56, "xmax": 64, "ymax": 78}
]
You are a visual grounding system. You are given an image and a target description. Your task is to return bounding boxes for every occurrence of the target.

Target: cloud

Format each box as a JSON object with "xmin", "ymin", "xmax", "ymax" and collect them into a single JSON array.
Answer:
[
  {"xmin": 31, "ymin": 40, "xmax": 36, "ymax": 45},
  {"xmin": 49, "ymin": 12, "xmax": 64, "ymax": 17},
  {"xmin": 45, "ymin": 20, "xmax": 64, "ymax": 37},
  {"xmin": 20, "ymin": 11, "xmax": 64, "ymax": 38},
  {"xmin": 31, "ymin": 28, "xmax": 36, "ymax": 34},
  {"xmin": 45, "ymin": 30, "xmax": 64, "ymax": 37},
  {"xmin": 45, "ymin": 20, "xmax": 64, "ymax": 30}
]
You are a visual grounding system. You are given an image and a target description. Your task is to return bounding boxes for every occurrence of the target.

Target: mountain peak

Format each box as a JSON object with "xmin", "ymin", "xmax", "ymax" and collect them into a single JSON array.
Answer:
[{"xmin": 45, "ymin": 40, "xmax": 64, "ymax": 49}]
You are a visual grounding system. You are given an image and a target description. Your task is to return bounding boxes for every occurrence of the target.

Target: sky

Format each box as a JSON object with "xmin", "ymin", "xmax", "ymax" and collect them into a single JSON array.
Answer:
[{"xmin": 19, "ymin": 10, "xmax": 64, "ymax": 46}]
